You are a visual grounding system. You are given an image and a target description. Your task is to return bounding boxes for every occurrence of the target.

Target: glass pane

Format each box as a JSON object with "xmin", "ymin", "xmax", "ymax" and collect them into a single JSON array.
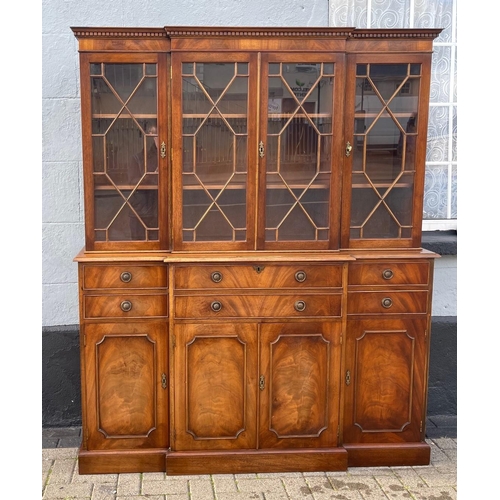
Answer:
[
  {"xmin": 265, "ymin": 62, "xmax": 333, "ymax": 243},
  {"xmin": 181, "ymin": 62, "xmax": 249, "ymax": 243},
  {"xmin": 90, "ymin": 63, "xmax": 158, "ymax": 243},
  {"xmin": 351, "ymin": 63, "xmax": 420, "ymax": 241}
]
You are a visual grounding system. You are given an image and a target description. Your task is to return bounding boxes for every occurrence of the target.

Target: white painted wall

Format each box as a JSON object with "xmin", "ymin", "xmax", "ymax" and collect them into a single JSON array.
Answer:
[{"xmin": 41, "ymin": 0, "xmax": 456, "ymax": 327}]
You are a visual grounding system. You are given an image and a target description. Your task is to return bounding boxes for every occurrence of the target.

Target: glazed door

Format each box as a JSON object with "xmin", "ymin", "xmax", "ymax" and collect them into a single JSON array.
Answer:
[
  {"xmin": 171, "ymin": 52, "xmax": 258, "ymax": 251},
  {"xmin": 79, "ymin": 52, "xmax": 169, "ymax": 251},
  {"xmin": 343, "ymin": 318, "xmax": 428, "ymax": 443},
  {"xmin": 172, "ymin": 323, "xmax": 258, "ymax": 450},
  {"xmin": 259, "ymin": 322, "xmax": 342, "ymax": 449},
  {"xmin": 82, "ymin": 322, "xmax": 169, "ymax": 451},
  {"xmin": 342, "ymin": 54, "xmax": 432, "ymax": 248},
  {"xmin": 258, "ymin": 53, "xmax": 344, "ymax": 250}
]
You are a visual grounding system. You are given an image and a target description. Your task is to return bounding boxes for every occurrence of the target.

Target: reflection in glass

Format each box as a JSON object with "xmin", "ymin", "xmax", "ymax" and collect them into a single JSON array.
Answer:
[
  {"xmin": 90, "ymin": 63, "xmax": 158, "ymax": 242},
  {"xmin": 351, "ymin": 63, "xmax": 421, "ymax": 240},
  {"xmin": 265, "ymin": 62, "xmax": 334, "ymax": 242},
  {"xmin": 181, "ymin": 62, "xmax": 249, "ymax": 242}
]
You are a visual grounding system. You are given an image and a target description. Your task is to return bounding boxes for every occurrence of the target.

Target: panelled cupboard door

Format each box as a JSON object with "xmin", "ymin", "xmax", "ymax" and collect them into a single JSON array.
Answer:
[
  {"xmin": 79, "ymin": 52, "xmax": 169, "ymax": 251},
  {"xmin": 341, "ymin": 54, "xmax": 433, "ymax": 249},
  {"xmin": 82, "ymin": 322, "xmax": 169, "ymax": 451},
  {"xmin": 172, "ymin": 323, "xmax": 258, "ymax": 450},
  {"xmin": 343, "ymin": 318, "xmax": 428, "ymax": 444},
  {"xmin": 259, "ymin": 322, "xmax": 342, "ymax": 449}
]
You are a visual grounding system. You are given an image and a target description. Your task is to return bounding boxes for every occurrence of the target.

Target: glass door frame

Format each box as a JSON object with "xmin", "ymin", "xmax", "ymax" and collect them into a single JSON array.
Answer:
[
  {"xmin": 79, "ymin": 51, "xmax": 169, "ymax": 251},
  {"xmin": 257, "ymin": 52, "xmax": 345, "ymax": 251},
  {"xmin": 171, "ymin": 51, "xmax": 259, "ymax": 252},
  {"xmin": 341, "ymin": 52, "xmax": 433, "ymax": 249}
]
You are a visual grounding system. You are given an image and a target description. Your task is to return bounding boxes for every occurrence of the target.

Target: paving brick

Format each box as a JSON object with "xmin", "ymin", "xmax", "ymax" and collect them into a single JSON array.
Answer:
[{"xmin": 40, "ymin": 428, "xmax": 456, "ymax": 500}]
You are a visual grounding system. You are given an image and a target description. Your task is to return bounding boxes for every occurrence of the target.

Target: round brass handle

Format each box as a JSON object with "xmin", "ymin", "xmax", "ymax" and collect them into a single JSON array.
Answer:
[
  {"xmin": 211, "ymin": 271, "xmax": 223, "ymax": 283},
  {"xmin": 120, "ymin": 271, "xmax": 132, "ymax": 283},
  {"xmin": 120, "ymin": 300, "xmax": 132, "ymax": 312},
  {"xmin": 211, "ymin": 300, "xmax": 222, "ymax": 312},
  {"xmin": 382, "ymin": 269, "xmax": 394, "ymax": 280},
  {"xmin": 294, "ymin": 300, "xmax": 306, "ymax": 312},
  {"xmin": 381, "ymin": 297, "xmax": 393, "ymax": 309},
  {"xmin": 295, "ymin": 270, "xmax": 307, "ymax": 283}
]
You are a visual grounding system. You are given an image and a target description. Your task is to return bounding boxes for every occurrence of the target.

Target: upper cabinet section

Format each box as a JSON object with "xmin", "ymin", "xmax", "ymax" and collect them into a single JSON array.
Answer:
[{"xmin": 72, "ymin": 27, "xmax": 441, "ymax": 252}]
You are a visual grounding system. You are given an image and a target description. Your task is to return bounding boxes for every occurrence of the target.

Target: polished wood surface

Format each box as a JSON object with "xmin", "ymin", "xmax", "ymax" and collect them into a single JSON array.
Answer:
[
  {"xmin": 83, "ymin": 264, "xmax": 168, "ymax": 289},
  {"xmin": 174, "ymin": 264, "xmax": 343, "ymax": 289},
  {"xmin": 73, "ymin": 26, "xmax": 441, "ymax": 474},
  {"xmin": 82, "ymin": 322, "xmax": 168, "ymax": 452}
]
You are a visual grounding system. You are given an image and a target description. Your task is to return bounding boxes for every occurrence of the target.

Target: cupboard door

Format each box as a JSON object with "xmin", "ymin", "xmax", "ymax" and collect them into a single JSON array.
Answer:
[
  {"xmin": 171, "ymin": 53, "xmax": 258, "ymax": 251},
  {"xmin": 259, "ymin": 322, "xmax": 342, "ymax": 449},
  {"xmin": 173, "ymin": 323, "xmax": 258, "ymax": 450},
  {"xmin": 259, "ymin": 54, "xmax": 344, "ymax": 250},
  {"xmin": 342, "ymin": 54, "xmax": 432, "ymax": 248},
  {"xmin": 343, "ymin": 318, "xmax": 428, "ymax": 443},
  {"xmin": 80, "ymin": 53, "xmax": 169, "ymax": 251},
  {"xmin": 83, "ymin": 322, "xmax": 168, "ymax": 450}
]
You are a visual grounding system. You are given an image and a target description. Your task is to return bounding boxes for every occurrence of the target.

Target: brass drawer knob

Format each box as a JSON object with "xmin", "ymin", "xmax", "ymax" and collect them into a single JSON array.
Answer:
[
  {"xmin": 381, "ymin": 297, "xmax": 393, "ymax": 309},
  {"xmin": 120, "ymin": 300, "xmax": 132, "ymax": 312},
  {"xmin": 120, "ymin": 271, "xmax": 132, "ymax": 283},
  {"xmin": 382, "ymin": 269, "xmax": 394, "ymax": 280},
  {"xmin": 211, "ymin": 271, "xmax": 223, "ymax": 283},
  {"xmin": 294, "ymin": 300, "xmax": 306, "ymax": 312},
  {"xmin": 295, "ymin": 270, "xmax": 307, "ymax": 283},
  {"xmin": 211, "ymin": 300, "xmax": 222, "ymax": 312}
]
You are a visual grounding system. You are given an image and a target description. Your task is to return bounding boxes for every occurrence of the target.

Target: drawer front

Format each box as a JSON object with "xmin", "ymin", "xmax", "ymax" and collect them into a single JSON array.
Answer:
[
  {"xmin": 348, "ymin": 262, "xmax": 429, "ymax": 287},
  {"xmin": 83, "ymin": 265, "xmax": 167, "ymax": 290},
  {"xmin": 347, "ymin": 291, "xmax": 428, "ymax": 315},
  {"xmin": 174, "ymin": 264, "xmax": 343, "ymax": 290},
  {"xmin": 175, "ymin": 294, "xmax": 342, "ymax": 319},
  {"xmin": 84, "ymin": 294, "xmax": 168, "ymax": 319}
]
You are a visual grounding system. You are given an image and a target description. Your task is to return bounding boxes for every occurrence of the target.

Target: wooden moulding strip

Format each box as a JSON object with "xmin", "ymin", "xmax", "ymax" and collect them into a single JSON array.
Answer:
[
  {"xmin": 78, "ymin": 448, "xmax": 168, "ymax": 475},
  {"xmin": 344, "ymin": 443, "xmax": 431, "ymax": 467},
  {"xmin": 166, "ymin": 448, "xmax": 348, "ymax": 475}
]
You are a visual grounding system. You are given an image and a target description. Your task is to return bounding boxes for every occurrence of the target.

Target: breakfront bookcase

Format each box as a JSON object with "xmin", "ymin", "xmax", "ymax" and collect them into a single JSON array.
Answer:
[{"xmin": 72, "ymin": 26, "xmax": 442, "ymax": 475}]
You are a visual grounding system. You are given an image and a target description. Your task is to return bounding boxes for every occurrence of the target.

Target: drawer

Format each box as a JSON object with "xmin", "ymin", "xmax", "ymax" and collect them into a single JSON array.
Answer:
[
  {"xmin": 174, "ymin": 264, "xmax": 343, "ymax": 289},
  {"xmin": 175, "ymin": 293, "xmax": 342, "ymax": 319},
  {"xmin": 84, "ymin": 294, "xmax": 168, "ymax": 319},
  {"xmin": 82, "ymin": 265, "xmax": 167, "ymax": 290},
  {"xmin": 348, "ymin": 262, "xmax": 429, "ymax": 287},
  {"xmin": 347, "ymin": 291, "xmax": 428, "ymax": 315}
]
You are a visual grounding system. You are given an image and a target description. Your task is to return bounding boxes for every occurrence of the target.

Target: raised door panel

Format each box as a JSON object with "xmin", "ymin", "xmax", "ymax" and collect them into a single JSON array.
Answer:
[
  {"xmin": 259, "ymin": 322, "xmax": 342, "ymax": 449},
  {"xmin": 83, "ymin": 322, "xmax": 168, "ymax": 450},
  {"xmin": 343, "ymin": 318, "xmax": 428, "ymax": 443},
  {"xmin": 173, "ymin": 323, "xmax": 258, "ymax": 450}
]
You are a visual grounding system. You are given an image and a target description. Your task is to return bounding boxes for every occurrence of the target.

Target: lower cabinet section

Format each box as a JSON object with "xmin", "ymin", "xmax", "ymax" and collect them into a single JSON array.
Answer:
[
  {"xmin": 342, "ymin": 317, "xmax": 430, "ymax": 466},
  {"xmin": 76, "ymin": 257, "xmax": 434, "ymax": 474},
  {"xmin": 168, "ymin": 321, "xmax": 346, "ymax": 473},
  {"xmin": 79, "ymin": 322, "xmax": 169, "ymax": 474},
  {"xmin": 172, "ymin": 322, "xmax": 342, "ymax": 451}
]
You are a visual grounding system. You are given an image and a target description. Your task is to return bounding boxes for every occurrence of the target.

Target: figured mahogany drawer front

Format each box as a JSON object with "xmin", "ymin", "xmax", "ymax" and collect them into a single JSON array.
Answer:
[
  {"xmin": 174, "ymin": 264, "xmax": 343, "ymax": 290},
  {"xmin": 348, "ymin": 262, "xmax": 429, "ymax": 287},
  {"xmin": 83, "ymin": 265, "xmax": 167, "ymax": 290},
  {"xmin": 84, "ymin": 294, "xmax": 168, "ymax": 319},
  {"xmin": 347, "ymin": 291, "xmax": 428, "ymax": 315},
  {"xmin": 175, "ymin": 294, "xmax": 342, "ymax": 319}
]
